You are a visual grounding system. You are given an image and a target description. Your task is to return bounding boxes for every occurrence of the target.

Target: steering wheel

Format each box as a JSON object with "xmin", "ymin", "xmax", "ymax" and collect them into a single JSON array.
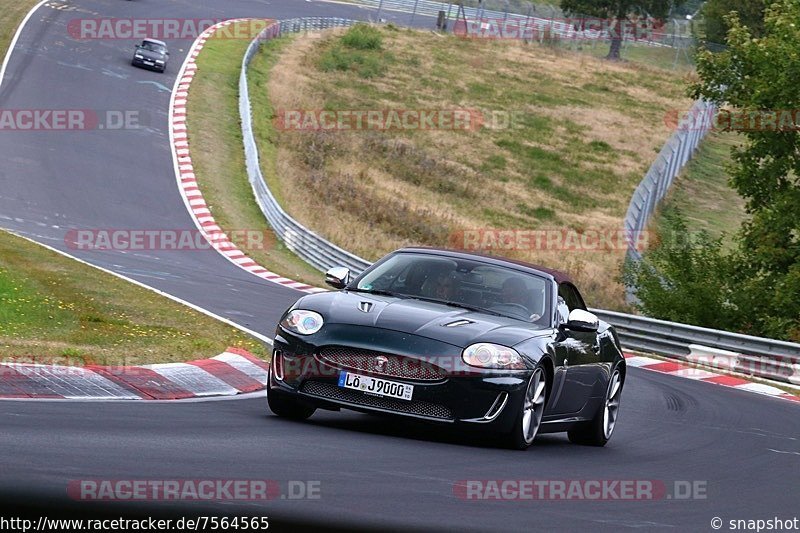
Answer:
[{"xmin": 489, "ymin": 303, "xmax": 532, "ymax": 319}]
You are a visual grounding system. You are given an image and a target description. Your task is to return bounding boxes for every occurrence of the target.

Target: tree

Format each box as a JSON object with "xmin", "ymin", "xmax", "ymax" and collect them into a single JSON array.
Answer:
[
  {"xmin": 701, "ymin": 0, "xmax": 766, "ymax": 44},
  {"xmin": 561, "ymin": 0, "xmax": 685, "ymax": 60},
  {"xmin": 623, "ymin": 209, "xmax": 742, "ymax": 330},
  {"xmin": 685, "ymin": 0, "xmax": 800, "ymax": 340}
]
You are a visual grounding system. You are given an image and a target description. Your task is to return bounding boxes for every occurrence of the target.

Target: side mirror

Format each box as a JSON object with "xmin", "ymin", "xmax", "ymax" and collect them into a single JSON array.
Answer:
[
  {"xmin": 564, "ymin": 309, "xmax": 599, "ymax": 333},
  {"xmin": 324, "ymin": 266, "xmax": 350, "ymax": 289}
]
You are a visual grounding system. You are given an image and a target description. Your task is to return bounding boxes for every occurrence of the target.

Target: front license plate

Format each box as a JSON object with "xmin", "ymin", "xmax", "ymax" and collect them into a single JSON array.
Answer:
[
  {"xmin": 144, "ymin": 61, "xmax": 154, "ymax": 66},
  {"xmin": 338, "ymin": 372, "xmax": 413, "ymax": 401}
]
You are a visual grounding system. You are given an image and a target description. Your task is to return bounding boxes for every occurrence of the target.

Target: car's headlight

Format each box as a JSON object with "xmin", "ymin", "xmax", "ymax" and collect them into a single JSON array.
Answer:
[
  {"xmin": 462, "ymin": 343, "xmax": 526, "ymax": 369},
  {"xmin": 280, "ymin": 310, "xmax": 324, "ymax": 335},
  {"xmin": 155, "ymin": 60, "xmax": 165, "ymax": 64}
]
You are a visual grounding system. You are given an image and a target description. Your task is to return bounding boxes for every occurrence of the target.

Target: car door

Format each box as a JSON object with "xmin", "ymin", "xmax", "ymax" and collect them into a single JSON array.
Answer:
[{"xmin": 548, "ymin": 283, "xmax": 601, "ymax": 415}]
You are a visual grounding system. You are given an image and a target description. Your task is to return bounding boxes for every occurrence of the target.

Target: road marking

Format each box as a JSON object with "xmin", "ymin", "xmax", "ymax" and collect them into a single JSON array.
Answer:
[
  {"xmin": 768, "ymin": 448, "xmax": 800, "ymax": 456},
  {"xmin": 137, "ymin": 80, "xmax": 171, "ymax": 92}
]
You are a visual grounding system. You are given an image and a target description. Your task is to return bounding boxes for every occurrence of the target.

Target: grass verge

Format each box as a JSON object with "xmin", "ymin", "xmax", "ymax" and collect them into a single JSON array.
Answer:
[
  {"xmin": 247, "ymin": 24, "xmax": 693, "ymax": 309},
  {"xmin": 0, "ymin": 231, "xmax": 268, "ymax": 365},
  {"xmin": 654, "ymin": 131, "xmax": 746, "ymax": 248},
  {"xmin": 0, "ymin": 0, "xmax": 41, "ymax": 67},
  {"xmin": 186, "ymin": 22, "xmax": 324, "ymax": 288},
  {"xmin": 560, "ymin": 40, "xmax": 696, "ymax": 72}
]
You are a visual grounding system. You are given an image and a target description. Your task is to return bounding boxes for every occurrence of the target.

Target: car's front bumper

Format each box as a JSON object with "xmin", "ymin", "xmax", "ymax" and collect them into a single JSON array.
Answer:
[
  {"xmin": 269, "ymin": 325, "xmax": 533, "ymax": 433},
  {"xmin": 132, "ymin": 57, "xmax": 165, "ymax": 71}
]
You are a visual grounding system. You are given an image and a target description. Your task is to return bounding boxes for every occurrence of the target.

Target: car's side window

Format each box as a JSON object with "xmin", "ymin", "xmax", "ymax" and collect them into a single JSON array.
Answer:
[{"xmin": 558, "ymin": 283, "xmax": 586, "ymax": 313}]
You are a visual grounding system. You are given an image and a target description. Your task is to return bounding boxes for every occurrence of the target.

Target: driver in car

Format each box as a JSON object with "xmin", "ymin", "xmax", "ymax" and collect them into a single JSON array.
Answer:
[
  {"xmin": 500, "ymin": 277, "xmax": 541, "ymax": 321},
  {"xmin": 501, "ymin": 277, "xmax": 529, "ymax": 307}
]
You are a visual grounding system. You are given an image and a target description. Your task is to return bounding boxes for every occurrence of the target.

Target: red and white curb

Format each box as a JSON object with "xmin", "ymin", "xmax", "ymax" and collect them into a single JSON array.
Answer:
[
  {"xmin": 0, "ymin": 348, "xmax": 268, "ymax": 400},
  {"xmin": 169, "ymin": 19, "xmax": 324, "ymax": 294},
  {"xmin": 624, "ymin": 353, "xmax": 800, "ymax": 404}
]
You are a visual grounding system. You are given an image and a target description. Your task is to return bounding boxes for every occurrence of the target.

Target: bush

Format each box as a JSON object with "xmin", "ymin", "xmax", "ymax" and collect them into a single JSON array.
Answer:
[
  {"xmin": 317, "ymin": 25, "xmax": 390, "ymax": 79},
  {"xmin": 341, "ymin": 23, "xmax": 383, "ymax": 50},
  {"xmin": 318, "ymin": 45, "xmax": 388, "ymax": 78},
  {"xmin": 622, "ymin": 209, "xmax": 742, "ymax": 330}
]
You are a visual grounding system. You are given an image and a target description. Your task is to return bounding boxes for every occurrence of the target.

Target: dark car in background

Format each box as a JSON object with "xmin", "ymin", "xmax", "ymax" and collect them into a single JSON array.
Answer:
[
  {"xmin": 131, "ymin": 38, "xmax": 169, "ymax": 72},
  {"xmin": 267, "ymin": 247, "xmax": 625, "ymax": 450}
]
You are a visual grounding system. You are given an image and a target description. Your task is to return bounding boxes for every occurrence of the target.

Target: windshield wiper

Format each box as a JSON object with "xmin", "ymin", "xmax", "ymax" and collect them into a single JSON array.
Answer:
[
  {"xmin": 410, "ymin": 296, "xmax": 505, "ymax": 317},
  {"xmin": 348, "ymin": 288, "xmax": 406, "ymax": 298}
]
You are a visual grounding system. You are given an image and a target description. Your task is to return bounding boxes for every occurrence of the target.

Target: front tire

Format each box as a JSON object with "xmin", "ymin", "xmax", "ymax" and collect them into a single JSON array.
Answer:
[
  {"xmin": 267, "ymin": 381, "xmax": 316, "ymax": 421},
  {"xmin": 502, "ymin": 366, "xmax": 547, "ymax": 450},
  {"xmin": 568, "ymin": 366, "xmax": 623, "ymax": 446}
]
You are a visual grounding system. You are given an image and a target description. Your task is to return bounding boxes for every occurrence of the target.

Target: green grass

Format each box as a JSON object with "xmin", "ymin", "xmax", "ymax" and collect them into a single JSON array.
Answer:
[
  {"xmin": 318, "ymin": 24, "xmax": 393, "ymax": 79},
  {"xmin": 0, "ymin": 231, "xmax": 268, "ymax": 365},
  {"xmin": 654, "ymin": 131, "xmax": 747, "ymax": 249},
  {"xmin": 0, "ymin": 0, "xmax": 40, "ymax": 65},
  {"xmin": 186, "ymin": 22, "xmax": 324, "ymax": 288},
  {"xmin": 561, "ymin": 40, "xmax": 696, "ymax": 72}
]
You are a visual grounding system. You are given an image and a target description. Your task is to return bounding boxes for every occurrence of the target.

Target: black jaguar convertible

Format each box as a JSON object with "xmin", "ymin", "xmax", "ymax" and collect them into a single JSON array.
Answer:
[{"xmin": 268, "ymin": 248, "xmax": 625, "ymax": 449}]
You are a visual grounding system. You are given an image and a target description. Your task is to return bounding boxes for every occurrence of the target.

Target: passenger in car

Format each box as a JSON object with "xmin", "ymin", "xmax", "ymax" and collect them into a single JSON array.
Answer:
[{"xmin": 432, "ymin": 273, "xmax": 457, "ymax": 301}]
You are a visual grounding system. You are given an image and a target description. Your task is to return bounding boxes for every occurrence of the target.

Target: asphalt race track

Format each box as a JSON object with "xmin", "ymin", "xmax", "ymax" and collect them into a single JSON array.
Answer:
[
  {"xmin": 0, "ymin": 1, "xmax": 798, "ymax": 531},
  {"xmin": 0, "ymin": 0, "xmax": 423, "ymax": 333}
]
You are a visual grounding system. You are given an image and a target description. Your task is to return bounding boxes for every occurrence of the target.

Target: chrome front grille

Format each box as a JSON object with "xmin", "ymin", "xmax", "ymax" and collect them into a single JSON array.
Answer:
[
  {"xmin": 317, "ymin": 346, "xmax": 448, "ymax": 382},
  {"xmin": 301, "ymin": 380, "xmax": 453, "ymax": 420}
]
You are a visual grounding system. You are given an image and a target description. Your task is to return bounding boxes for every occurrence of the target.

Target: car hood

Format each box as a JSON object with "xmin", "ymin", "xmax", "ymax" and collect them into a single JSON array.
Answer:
[{"xmin": 295, "ymin": 290, "xmax": 551, "ymax": 349}]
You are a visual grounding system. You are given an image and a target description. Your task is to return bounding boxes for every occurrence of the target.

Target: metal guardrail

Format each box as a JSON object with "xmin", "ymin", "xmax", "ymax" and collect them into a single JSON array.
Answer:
[
  {"xmin": 623, "ymin": 99, "xmax": 716, "ymax": 263},
  {"xmin": 238, "ymin": 17, "xmax": 800, "ymax": 386},
  {"xmin": 592, "ymin": 309, "xmax": 800, "ymax": 384},
  {"xmin": 240, "ymin": 18, "xmax": 371, "ymax": 275}
]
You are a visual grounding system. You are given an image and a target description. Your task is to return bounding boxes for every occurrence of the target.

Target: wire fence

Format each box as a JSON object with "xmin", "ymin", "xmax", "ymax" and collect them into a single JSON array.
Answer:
[
  {"xmin": 353, "ymin": 0, "xmax": 707, "ymax": 69},
  {"xmin": 623, "ymin": 98, "xmax": 717, "ymax": 264}
]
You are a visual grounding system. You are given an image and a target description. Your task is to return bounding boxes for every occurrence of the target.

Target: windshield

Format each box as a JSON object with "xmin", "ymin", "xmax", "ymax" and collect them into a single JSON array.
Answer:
[
  {"xmin": 353, "ymin": 252, "xmax": 550, "ymax": 324},
  {"xmin": 141, "ymin": 42, "xmax": 166, "ymax": 54}
]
